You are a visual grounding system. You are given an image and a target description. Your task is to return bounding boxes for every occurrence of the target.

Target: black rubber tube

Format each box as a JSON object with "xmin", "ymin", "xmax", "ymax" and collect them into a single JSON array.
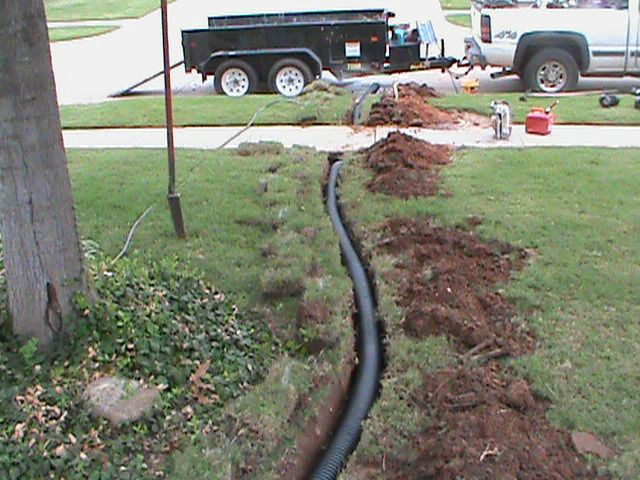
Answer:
[
  {"xmin": 311, "ymin": 161, "xmax": 382, "ymax": 479},
  {"xmin": 352, "ymin": 82, "xmax": 380, "ymax": 125}
]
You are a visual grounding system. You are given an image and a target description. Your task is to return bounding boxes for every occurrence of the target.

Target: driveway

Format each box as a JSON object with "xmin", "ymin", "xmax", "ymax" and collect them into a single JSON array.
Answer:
[{"xmin": 50, "ymin": 0, "xmax": 639, "ymax": 105}]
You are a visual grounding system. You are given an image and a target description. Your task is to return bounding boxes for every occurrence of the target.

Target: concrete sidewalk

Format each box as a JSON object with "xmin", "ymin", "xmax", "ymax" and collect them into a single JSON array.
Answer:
[{"xmin": 62, "ymin": 125, "xmax": 640, "ymax": 151}]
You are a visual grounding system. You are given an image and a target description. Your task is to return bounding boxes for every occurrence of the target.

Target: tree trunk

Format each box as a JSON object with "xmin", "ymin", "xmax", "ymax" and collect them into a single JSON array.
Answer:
[{"xmin": 0, "ymin": 0, "xmax": 88, "ymax": 346}]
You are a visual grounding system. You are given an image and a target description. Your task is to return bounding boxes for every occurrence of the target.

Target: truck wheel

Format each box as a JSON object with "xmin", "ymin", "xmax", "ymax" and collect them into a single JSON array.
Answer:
[
  {"xmin": 214, "ymin": 60, "xmax": 258, "ymax": 97},
  {"xmin": 268, "ymin": 58, "xmax": 313, "ymax": 97},
  {"xmin": 523, "ymin": 48, "xmax": 579, "ymax": 93}
]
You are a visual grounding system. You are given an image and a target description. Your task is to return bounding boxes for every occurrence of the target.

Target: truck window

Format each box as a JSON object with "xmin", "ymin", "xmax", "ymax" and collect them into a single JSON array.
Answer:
[{"xmin": 546, "ymin": 0, "xmax": 627, "ymax": 8}]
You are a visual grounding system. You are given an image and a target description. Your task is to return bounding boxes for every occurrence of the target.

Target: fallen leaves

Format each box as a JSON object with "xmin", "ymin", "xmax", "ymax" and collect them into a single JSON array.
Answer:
[
  {"xmin": 12, "ymin": 422, "xmax": 26, "ymax": 440},
  {"xmin": 190, "ymin": 360, "xmax": 220, "ymax": 405}
]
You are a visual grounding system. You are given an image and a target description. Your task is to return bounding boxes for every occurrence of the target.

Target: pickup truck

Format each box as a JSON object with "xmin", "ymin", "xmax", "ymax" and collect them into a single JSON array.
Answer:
[
  {"xmin": 182, "ymin": 9, "xmax": 456, "ymax": 97},
  {"xmin": 464, "ymin": 0, "xmax": 640, "ymax": 92}
]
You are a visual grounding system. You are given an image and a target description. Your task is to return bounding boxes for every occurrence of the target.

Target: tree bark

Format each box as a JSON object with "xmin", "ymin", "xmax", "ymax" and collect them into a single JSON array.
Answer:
[{"xmin": 0, "ymin": 0, "xmax": 88, "ymax": 346}]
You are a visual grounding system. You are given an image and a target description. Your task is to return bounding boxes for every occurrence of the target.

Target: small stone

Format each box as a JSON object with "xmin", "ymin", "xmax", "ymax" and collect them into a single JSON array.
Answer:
[
  {"xmin": 83, "ymin": 376, "xmax": 159, "ymax": 426},
  {"xmin": 571, "ymin": 432, "xmax": 614, "ymax": 459},
  {"xmin": 256, "ymin": 181, "xmax": 269, "ymax": 194}
]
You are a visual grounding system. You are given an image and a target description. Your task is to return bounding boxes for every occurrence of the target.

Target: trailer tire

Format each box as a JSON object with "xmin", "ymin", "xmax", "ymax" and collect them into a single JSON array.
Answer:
[
  {"xmin": 214, "ymin": 60, "xmax": 258, "ymax": 97},
  {"xmin": 268, "ymin": 58, "xmax": 313, "ymax": 97},
  {"xmin": 523, "ymin": 48, "xmax": 579, "ymax": 93}
]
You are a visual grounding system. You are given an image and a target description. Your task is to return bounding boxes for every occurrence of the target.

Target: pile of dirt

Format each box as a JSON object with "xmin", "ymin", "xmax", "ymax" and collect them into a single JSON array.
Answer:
[
  {"xmin": 357, "ymin": 216, "xmax": 607, "ymax": 479},
  {"xmin": 364, "ymin": 132, "xmax": 452, "ymax": 198},
  {"xmin": 384, "ymin": 363, "xmax": 599, "ymax": 479},
  {"xmin": 378, "ymin": 217, "xmax": 533, "ymax": 355},
  {"xmin": 366, "ymin": 83, "xmax": 459, "ymax": 128}
]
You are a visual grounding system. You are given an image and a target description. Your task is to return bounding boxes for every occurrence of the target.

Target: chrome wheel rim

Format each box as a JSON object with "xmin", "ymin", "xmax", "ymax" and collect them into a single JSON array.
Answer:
[
  {"xmin": 536, "ymin": 61, "xmax": 568, "ymax": 93},
  {"xmin": 275, "ymin": 66, "xmax": 305, "ymax": 97},
  {"xmin": 221, "ymin": 68, "xmax": 250, "ymax": 97}
]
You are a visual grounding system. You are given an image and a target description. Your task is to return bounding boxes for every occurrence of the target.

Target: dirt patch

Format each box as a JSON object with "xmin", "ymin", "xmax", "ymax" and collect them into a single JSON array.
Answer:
[
  {"xmin": 378, "ymin": 217, "xmax": 532, "ymax": 355},
  {"xmin": 364, "ymin": 132, "xmax": 452, "ymax": 198},
  {"xmin": 366, "ymin": 83, "xmax": 459, "ymax": 128},
  {"xmin": 279, "ymin": 346, "xmax": 357, "ymax": 479},
  {"xmin": 347, "ymin": 213, "xmax": 605, "ymax": 478},
  {"xmin": 380, "ymin": 363, "xmax": 600, "ymax": 479},
  {"xmin": 297, "ymin": 300, "xmax": 334, "ymax": 355}
]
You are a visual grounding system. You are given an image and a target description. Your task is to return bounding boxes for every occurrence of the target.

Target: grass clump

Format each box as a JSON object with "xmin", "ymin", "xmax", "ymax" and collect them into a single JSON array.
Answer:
[
  {"xmin": 445, "ymin": 13, "xmax": 471, "ymax": 27},
  {"xmin": 44, "ymin": 0, "xmax": 173, "ymax": 21},
  {"xmin": 440, "ymin": 0, "xmax": 471, "ymax": 9},
  {"xmin": 0, "ymin": 249, "xmax": 274, "ymax": 479},
  {"xmin": 48, "ymin": 27, "xmax": 117, "ymax": 42}
]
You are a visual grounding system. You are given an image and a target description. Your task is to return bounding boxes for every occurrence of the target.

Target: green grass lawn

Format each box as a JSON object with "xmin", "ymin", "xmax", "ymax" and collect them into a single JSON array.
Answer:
[
  {"xmin": 340, "ymin": 147, "xmax": 640, "ymax": 478},
  {"xmin": 44, "ymin": 0, "xmax": 171, "ymax": 21},
  {"xmin": 445, "ymin": 13, "xmax": 471, "ymax": 27},
  {"xmin": 48, "ymin": 26, "xmax": 116, "ymax": 42},
  {"xmin": 440, "ymin": 0, "xmax": 471, "ymax": 9},
  {"xmin": 60, "ymin": 91, "xmax": 356, "ymax": 128},
  {"xmin": 433, "ymin": 92, "xmax": 640, "ymax": 125},
  {"xmin": 1, "ymin": 146, "xmax": 355, "ymax": 479},
  {"xmin": 67, "ymin": 147, "xmax": 354, "ymax": 478}
]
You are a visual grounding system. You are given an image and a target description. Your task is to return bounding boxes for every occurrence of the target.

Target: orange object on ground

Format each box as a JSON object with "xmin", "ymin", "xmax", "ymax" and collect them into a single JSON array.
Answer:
[
  {"xmin": 525, "ymin": 107, "xmax": 555, "ymax": 135},
  {"xmin": 461, "ymin": 77, "xmax": 480, "ymax": 94}
]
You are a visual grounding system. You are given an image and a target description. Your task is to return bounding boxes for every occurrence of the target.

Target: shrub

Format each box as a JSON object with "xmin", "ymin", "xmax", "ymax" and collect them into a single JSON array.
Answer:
[{"xmin": 0, "ymin": 252, "xmax": 274, "ymax": 479}]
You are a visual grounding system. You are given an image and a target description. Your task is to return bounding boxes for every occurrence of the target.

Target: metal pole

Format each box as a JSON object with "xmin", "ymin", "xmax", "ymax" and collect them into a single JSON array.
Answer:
[{"xmin": 161, "ymin": 0, "xmax": 186, "ymax": 238}]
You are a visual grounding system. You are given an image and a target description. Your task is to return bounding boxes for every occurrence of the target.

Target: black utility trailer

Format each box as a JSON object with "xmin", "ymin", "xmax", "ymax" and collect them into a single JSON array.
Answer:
[{"xmin": 182, "ymin": 9, "xmax": 456, "ymax": 97}]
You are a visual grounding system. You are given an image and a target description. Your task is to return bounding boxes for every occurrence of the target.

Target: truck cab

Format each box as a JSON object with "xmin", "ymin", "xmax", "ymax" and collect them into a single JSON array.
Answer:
[{"xmin": 465, "ymin": 0, "xmax": 640, "ymax": 91}]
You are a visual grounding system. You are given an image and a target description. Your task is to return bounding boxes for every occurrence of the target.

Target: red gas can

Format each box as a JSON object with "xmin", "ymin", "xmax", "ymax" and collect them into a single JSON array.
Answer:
[{"xmin": 526, "ymin": 107, "xmax": 555, "ymax": 135}]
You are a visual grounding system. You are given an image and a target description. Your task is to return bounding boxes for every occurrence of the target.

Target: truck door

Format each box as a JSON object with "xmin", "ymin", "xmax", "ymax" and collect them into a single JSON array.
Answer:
[
  {"xmin": 565, "ymin": 0, "xmax": 630, "ymax": 73},
  {"xmin": 634, "ymin": 0, "xmax": 640, "ymax": 69}
]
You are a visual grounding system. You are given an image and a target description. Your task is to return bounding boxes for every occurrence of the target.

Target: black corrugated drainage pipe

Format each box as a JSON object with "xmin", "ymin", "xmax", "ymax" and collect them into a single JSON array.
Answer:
[
  {"xmin": 311, "ymin": 161, "xmax": 382, "ymax": 479},
  {"xmin": 352, "ymin": 82, "xmax": 380, "ymax": 125}
]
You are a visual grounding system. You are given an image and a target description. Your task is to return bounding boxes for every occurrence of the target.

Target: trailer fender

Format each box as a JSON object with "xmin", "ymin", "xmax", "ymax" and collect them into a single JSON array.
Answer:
[{"xmin": 201, "ymin": 48, "xmax": 323, "ymax": 80}]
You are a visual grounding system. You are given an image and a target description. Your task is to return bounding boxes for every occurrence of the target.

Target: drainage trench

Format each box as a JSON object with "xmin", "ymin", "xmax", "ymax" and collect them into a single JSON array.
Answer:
[{"xmin": 310, "ymin": 160, "xmax": 383, "ymax": 480}]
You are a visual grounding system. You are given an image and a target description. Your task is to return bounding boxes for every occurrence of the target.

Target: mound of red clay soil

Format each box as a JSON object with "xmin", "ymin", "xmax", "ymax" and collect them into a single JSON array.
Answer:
[
  {"xmin": 366, "ymin": 83, "xmax": 459, "ymax": 128},
  {"xmin": 364, "ymin": 132, "xmax": 452, "ymax": 198},
  {"xmin": 384, "ymin": 362, "xmax": 602, "ymax": 479},
  {"xmin": 379, "ymin": 217, "xmax": 532, "ymax": 355}
]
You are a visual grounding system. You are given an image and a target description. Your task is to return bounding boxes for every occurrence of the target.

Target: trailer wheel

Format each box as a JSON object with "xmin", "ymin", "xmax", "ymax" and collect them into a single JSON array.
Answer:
[
  {"xmin": 214, "ymin": 60, "xmax": 258, "ymax": 97},
  {"xmin": 523, "ymin": 48, "xmax": 579, "ymax": 93},
  {"xmin": 268, "ymin": 58, "xmax": 313, "ymax": 97}
]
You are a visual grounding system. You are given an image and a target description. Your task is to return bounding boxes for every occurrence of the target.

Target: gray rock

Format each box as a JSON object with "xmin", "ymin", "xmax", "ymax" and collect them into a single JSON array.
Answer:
[
  {"xmin": 83, "ymin": 376, "xmax": 159, "ymax": 425},
  {"xmin": 571, "ymin": 431, "xmax": 614, "ymax": 459}
]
